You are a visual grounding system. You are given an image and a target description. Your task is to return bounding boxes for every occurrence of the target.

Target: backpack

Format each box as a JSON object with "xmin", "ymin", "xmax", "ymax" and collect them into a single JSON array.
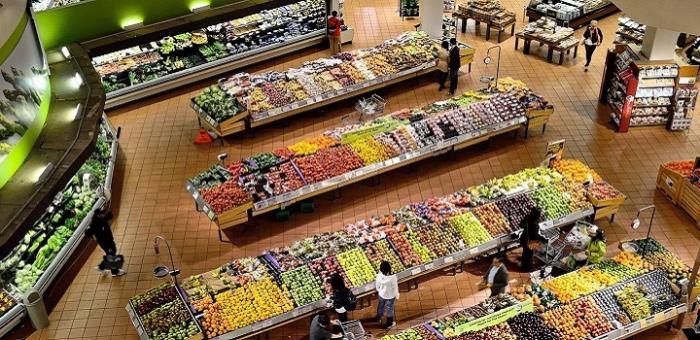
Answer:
[{"xmin": 344, "ymin": 289, "xmax": 357, "ymax": 311}]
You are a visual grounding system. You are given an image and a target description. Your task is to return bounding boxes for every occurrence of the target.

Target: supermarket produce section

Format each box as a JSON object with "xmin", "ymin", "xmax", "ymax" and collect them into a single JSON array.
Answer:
[
  {"xmin": 127, "ymin": 159, "xmax": 643, "ymax": 339},
  {"xmin": 187, "ymin": 78, "xmax": 554, "ymax": 229}
]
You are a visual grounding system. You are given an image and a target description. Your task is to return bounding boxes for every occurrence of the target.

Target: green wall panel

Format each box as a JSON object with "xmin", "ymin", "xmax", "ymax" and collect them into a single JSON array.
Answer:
[{"xmin": 35, "ymin": 0, "xmax": 249, "ymax": 49}]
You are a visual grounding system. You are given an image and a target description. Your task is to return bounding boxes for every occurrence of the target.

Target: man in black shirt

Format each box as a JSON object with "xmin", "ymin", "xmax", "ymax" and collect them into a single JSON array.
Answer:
[
  {"xmin": 448, "ymin": 38, "xmax": 461, "ymax": 95},
  {"xmin": 309, "ymin": 314, "xmax": 341, "ymax": 340},
  {"xmin": 85, "ymin": 208, "xmax": 126, "ymax": 277}
]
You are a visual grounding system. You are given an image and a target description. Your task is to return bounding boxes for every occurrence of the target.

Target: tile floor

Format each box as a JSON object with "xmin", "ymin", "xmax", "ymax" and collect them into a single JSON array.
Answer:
[{"xmin": 21, "ymin": 0, "xmax": 700, "ymax": 339}]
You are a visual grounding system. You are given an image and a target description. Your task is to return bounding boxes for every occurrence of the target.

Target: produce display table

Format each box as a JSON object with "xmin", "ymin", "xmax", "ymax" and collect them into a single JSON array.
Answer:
[
  {"xmin": 131, "ymin": 157, "xmax": 622, "ymax": 340},
  {"xmin": 186, "ymin": 79, "xmax": 553, "ymax": 229},
  {"xmin": 192, "ymin": 62, "xmax": 439, "ymax": 137},
  {"xmin": 0, "ymin": 116, "xmax": 119, "ymax": 338},
  {"xmin": 453, "ymin": 10, "xmax": 516, "ymax": 43},
  {"xmin": 514, "ymin": 32, "xmax": 579, "ymax": 65},
  {"xmin": 525, "ymin": 2, "xmax": 619, "ymax": 29},
  {"xmin": 191, "ymin": 32, "xmax": 473, "ymax": 138}
]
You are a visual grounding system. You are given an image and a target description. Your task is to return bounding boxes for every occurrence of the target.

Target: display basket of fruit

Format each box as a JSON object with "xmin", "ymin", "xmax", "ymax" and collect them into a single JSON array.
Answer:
[
  {"xmin": 587, "ymin": 180, "xmax": 625, "ymax": 207},
  {"xmin": 657, "ymin": 161, "xmax": 693, "ymax": 204}
]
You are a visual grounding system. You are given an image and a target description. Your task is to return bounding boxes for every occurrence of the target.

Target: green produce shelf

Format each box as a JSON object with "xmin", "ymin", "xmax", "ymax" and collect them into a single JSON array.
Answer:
[{"xmin": 104, "ymin": 30, "xmax": 326, "ymax": 109}]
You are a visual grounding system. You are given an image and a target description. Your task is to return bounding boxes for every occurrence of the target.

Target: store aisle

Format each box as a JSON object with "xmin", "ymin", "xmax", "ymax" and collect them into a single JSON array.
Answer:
[{"xmin": 25, "ymin": 0, "xmax": 700, "ymax": 339}]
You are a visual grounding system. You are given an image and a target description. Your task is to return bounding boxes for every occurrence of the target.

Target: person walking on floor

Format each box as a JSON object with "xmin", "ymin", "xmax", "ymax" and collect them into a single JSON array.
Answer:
[
  {"xmin": 448, "ymin": 38, "xmax": 461, "ymax": 95},
  {"xmin": 481, "ymin": 256, "xmax": 509, "ymax": 297},
  {"xmin": 327, "ymin": 11, "xmax": 342, "ymax": 55},
  {"xmin": 436, "ymin": 40, "xmax": 450, "ymax": 91},
  {"xmin": 85, "ymin": 208, "xmax": 126, "ymax": 277},
  {"xmin": 375, "ymin": 261, "xmax": 399, "ymax": 329},
  {"xmin": 329, "ymin": 273, "xmax": 356, "ymax": 322},
  {"xmin": 582, "ymin": 20, "xmax": 603, "ymax": 72},
  {"xmin": 519, "ymin": 207, "xmax": 547, "ymax": 272}
]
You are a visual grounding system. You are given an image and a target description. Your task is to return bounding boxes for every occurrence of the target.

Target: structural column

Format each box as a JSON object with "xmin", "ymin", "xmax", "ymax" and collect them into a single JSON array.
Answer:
[
  {"xmin": 641, "ymin": 26, "xmax": 680, "ymax": 60},
  {"xmin": 419, "ymin": 0, "xmax": 443, "ymax": 39}
]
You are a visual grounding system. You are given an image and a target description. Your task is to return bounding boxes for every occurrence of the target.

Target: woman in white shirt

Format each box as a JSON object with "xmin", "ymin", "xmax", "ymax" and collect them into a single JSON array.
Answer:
[{"xmin": 375, "ymin": 261, "xmax": 399, "ymax": 329}]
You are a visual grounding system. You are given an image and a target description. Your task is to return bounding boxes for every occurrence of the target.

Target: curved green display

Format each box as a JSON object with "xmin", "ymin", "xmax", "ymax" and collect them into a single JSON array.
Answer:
[
  {"xmin": 0, "ymin": 14, "xmax": 30, "ymax": 65},
  {"xmin": 35, "ymin": 0, "xmax": 256, "ymax": 49},
  {"xmin": 0, "ymin": 85, "xmax": 51, "ymax": 189}
]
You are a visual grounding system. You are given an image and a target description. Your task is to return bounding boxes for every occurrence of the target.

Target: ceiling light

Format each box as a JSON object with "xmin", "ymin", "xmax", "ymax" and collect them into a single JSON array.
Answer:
[{"xmin": 60, "ymin": 46, "xmax": 71, "ymax": 59}]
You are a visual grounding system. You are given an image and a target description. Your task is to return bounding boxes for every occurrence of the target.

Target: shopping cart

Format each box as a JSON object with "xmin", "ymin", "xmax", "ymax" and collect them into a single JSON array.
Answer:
[
  {"xmin": 340, "ymin": 320, "xmax": 369, "ymax": 340},
  {"xmin": 354, "ymin": 94, "xmax": 387, "ymax": 121}
]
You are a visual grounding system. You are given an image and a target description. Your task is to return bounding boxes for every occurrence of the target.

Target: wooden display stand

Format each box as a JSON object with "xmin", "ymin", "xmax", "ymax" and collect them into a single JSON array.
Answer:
[
  {"xmin": 216, "ymin": 201, "xmax": 253, "ymax": 230},
  {"xmin": 656, "ymin": 165, "xmax": 687, "ymax": 204},
  {"xmin": 524, "ymin": 107, "xmax": 553, "ymax": 137},
  {"xmin": 589, "ymin": 193, "xmax": 625, "ymax": 222},
  {"xmin": 678, "ymin": 181, "xmax": 700, "ymax": 228},
  {"xmin": 514, "ymin": 32, "xmax": 578, "ymax": 65}
]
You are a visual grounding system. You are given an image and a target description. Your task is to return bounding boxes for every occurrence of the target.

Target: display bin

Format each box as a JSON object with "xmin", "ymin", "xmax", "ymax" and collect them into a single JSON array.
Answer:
[
  {"xmin": 678, "ymin": 181, "xmax": 700, "ymax": 227},
  {"xmin": 216, "ymin": 201, "xmax": 253, "ymax": 229},
  {"xmin": 656, "ymin": 165, "xmax": 687, "ymax": 204}
]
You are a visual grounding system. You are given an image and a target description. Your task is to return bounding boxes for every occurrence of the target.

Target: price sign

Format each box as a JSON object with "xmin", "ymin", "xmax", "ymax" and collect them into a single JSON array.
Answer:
[
  {"xmin": 411, "ymin": 268, "xmax": 422, "ymax": 276},
  {"xmin": 628, "ymin": 321, "xmax": 641, "ymax": 331},
  {"xmin": 207, "ymin": 210, "xmax": 216, "ymax": 220},
  {"xmin": 445, "ymin": 256, "xmax": 453, "ymax": 263},
  {"xmin": 425, "ymin": 263, "xmax": 434, "ymax": 270},
  {"xmin": 639, "ymin": 318, "xmax": 648, "ymax": 328},
  {"xmin": 472, "ymin": 246, "xmax": 480, "ymax": 254}
]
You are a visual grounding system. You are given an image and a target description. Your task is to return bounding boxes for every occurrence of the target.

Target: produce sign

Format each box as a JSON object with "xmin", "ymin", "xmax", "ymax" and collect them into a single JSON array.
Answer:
[
  {"xmin": 93, "ymin": 0, "xmax": 326, "ymax": 95},
  {"xmin": 135, "ymin": 160, "xmax": 626, "ymax": 338},
  {"xmin": 0, "ymin": 120, "xmax": 116, "ymax": 294},
  {"xmin": 189, "ymin": 78, "xmax": 552, "ymax": 221}
]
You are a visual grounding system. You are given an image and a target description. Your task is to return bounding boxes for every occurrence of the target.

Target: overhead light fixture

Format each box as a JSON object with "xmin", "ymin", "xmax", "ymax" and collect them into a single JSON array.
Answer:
[
  {"xmin": 121, "ymin": 18, "xmax": 144, "ymax": 31},
  {"xmin": 32, "ymin": 75, "xmax": 47, "ymax": 92},
  {"xmin": 69, "ymin": 103, "xmax": 82, "ymax": 121},
  {"xmin": 72, "ymin": 72, "xmax": 83, "ymax": 88},
  {"xmin": 35, "ymin": 162, "xmax": 55, "ymax": 185},
  {"xmin": 190, "ymin": 2, "xmax": 210, "ymax": 12},
  {"xmin": 60, "ymin": 46, "xmax": 71, "ymax": 59}
]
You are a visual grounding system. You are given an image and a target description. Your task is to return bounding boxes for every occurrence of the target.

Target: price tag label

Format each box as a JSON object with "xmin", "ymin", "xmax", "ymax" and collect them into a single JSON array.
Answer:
[
  {"xmin": 539, "ymin": 220, "xmax": 554, "ymax": 229},
  {"xmin": 425, "ymin": 263, "xmax": 434, "ymax": 270},
  {"xmin": 445, "ymin": 256, "xmax": 453, "ymax": 263},
  {"xmin": 207, "ymin": 210, "xmax": 216, "ymax": 220},
  {"xmin": 472, "ymin": 246, "xmax": 480, "ymax": 254},
  {"xmin": 202, "ymin": 205, "xmax": 210, "ymax": 214},
  {"xmin": 639, "ymin": 318, "xmax": 648, "ymax": 328},
  {"xmin": 411, "ymin": 268, "xmax": 422, "ymax": 276},
  {"xmin": 665, "ymin": 309, "xmax": 677, "ymax": 318},
  {"xmin": 654, "ymin": 314, "xmax": 665, "ymax": 323},
  {"xmin": 628, "ymin": 321, "xmax": 641, "ymax": 331}
]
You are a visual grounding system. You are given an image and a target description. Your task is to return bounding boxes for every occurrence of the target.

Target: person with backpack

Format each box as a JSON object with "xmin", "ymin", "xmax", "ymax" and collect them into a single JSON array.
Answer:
[
  {"xmin": 329, "ymin": 273, "xmax": 356, "ymax": 322},
  {"xmin": 375, "ymin": 261, "xmax": 399, "ymax": 329},
  {"xmin": 85, "ymin": 207, "xmax": 126, "ymax": 277}
]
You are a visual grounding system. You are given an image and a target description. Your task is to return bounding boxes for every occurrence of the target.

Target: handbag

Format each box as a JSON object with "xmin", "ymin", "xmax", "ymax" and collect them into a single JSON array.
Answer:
[{"xmin": 527, "ymin": 240, "xmax": 542, "ymax": 251}]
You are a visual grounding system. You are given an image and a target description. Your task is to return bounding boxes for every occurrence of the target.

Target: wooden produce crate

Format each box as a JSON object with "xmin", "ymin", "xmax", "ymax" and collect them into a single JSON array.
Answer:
[
  {"xmin": 588, "ymin": 193, "xmax": 626, "ymax": 207},
  {"xmin": 524, "ymin": 108, "xmax": 553, "ymax": 136},
  {"xmin": 460, "ymin": 46, "xmax": 476, "ymax": 64},
  {"xmin": 678, "ymin": 181, "xmax": 700, "ymax": 227},
  {"xmin": 593, "ymin": 203, "xmax": 622, "ymax": 221},
  {"xmin": 656, "ymin": 165, "xmax": 687, "ymax": 204},
  {"xmin": 215, "ymin": 201, "xmax": 253, "ymax": 229}
]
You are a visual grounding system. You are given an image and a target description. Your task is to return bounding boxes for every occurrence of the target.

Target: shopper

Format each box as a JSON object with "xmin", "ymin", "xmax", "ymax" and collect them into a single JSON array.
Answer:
[
  {"xmin": 586, "ymin": 227, "xmax": 607, "ymax": 264},
  {"xmin": 85, "ymin": 208, "xmax": 126, "ymax": 277},
  {"xmin": 519, "ymin": 207, "xmax": 547, "ymax": 272},
  {"xmin": 436, "ymin": 40, "xmax": 450, "ymax": 91},
  {"xmin": 448, "ymin": 38, "xmax": 461, "ymax": 95},
  {"xmin": 581, "ymin": 20, "xmax": 603, "ymax": 72},
  {"xmin": 482, "ymin": 256, "xmax": 509, "ymax": 297},
  {"xmin": 375, "ymin": 261, "xmax": 399, "ymax": 329},
  {"xmin": 327, "ymin": 11, "xmax": 342, "ymax": 55},
  {"xmin": 329, "ymin": 273, "xmax": 356, "ymax": 322},
  {"xmin": 309, "ymin": 314, "xmax": 342, "ymax": 340}
]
